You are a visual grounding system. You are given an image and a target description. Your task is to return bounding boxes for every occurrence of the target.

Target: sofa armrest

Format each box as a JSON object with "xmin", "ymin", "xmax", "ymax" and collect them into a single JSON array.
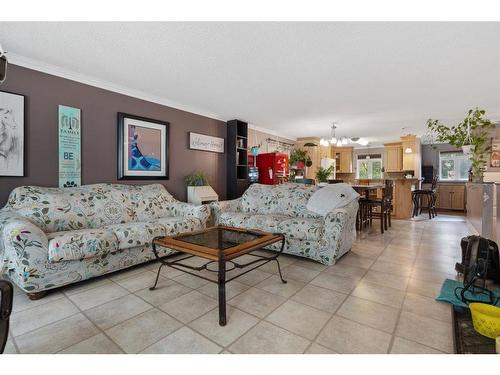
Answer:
[
  {"xmin": 209, "ymin": 199, "xmax": 242, "ymax": 224},
  {"xmin": 0, "ymin": 210, "xmax": 49, "ymax": 291},
  {"xmin": 168, "ymin": 202, "xmax": 211, "ymax": 226},
  {"xmin": 319, "ymin": 199, "xmax": 359, "ymax": 264}
]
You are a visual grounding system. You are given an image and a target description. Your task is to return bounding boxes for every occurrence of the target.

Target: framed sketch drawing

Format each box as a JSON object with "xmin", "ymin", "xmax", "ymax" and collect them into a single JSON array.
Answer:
[
  {"xmin": 117, "ymin": 112, "xmax": 169, "ymax": 180},
  {"xmin": 0, "ymin": 90, "xmax": 25, "ymax": 176},
  {"xmin": 189, "ymin": 132, "xmax": 224, "ymax": 153}
]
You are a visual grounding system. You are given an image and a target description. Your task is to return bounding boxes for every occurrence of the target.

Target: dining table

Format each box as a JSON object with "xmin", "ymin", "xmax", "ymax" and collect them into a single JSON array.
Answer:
[{"xmin": 350, "ymin": 184, "xmax": 385, "ymax": 199}]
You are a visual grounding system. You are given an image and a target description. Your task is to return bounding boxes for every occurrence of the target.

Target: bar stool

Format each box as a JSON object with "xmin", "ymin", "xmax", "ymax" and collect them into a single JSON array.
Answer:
[{"xmin": 412, "ymin": 176, "xmax": 438, "ymax": 219}]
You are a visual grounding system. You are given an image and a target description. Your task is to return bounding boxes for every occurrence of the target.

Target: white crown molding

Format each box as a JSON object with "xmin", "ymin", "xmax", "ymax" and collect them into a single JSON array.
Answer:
[
  {"xmin": 8, "ymin": 52, "xmax": 226, "ymax": 122},
  {"xmin": 8, "ymin": 52, "xmax": 298, "ymax": 140},
  {"xmin": 248, "ymin": 123, "xmax": 296, "ymax": 141}
]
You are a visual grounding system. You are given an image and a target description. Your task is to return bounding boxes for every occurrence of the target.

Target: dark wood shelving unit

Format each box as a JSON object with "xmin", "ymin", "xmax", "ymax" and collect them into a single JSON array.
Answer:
[{"xmin": 227, "ymin": 119, "xmax": 249, "ymax": 199}]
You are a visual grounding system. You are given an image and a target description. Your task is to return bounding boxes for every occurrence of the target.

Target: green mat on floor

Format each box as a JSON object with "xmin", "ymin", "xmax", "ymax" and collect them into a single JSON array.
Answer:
[{"xmin": 436, "ymin": 278, "xmax": 500, "ymax": 308}]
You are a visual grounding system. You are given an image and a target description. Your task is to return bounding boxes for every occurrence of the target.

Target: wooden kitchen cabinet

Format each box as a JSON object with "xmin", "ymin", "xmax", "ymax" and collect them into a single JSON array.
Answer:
[
  {"xmin": 332, "ymin": 147, "xmax": 353, "ymax": 173},
  {"xmin": 384, "ymin": 143, "xmax": 403, "ymax": 172},
  {"xmin": 436, "ymin": 185, "xmax": 465, "ymax": 211},
  {"xmin": 320, "ymin": 145, "xmax": 332, "ymax": 159}
]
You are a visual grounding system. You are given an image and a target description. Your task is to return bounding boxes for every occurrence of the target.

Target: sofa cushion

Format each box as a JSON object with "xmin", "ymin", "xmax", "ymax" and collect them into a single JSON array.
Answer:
[
  {"xmin": 217, "ymin": 212, "xmax": 252, "ymax": 228},
  {"xmin": 154, "ymin": 216, "xmax": 203, "ymax": 235},
  {"xmin": 107, "ymin": 222, "xmax": 166, "ymax": 250},
  {"xmin": 134, "ymin": 184, "xmax": 177, "ymax": 221},
  {"xmin": 246, "ymin": 214, "xmax": 288, "ymax": 233},
  {"xmin": 241, "ymin": 183, "xmax": 321, "ymax": 218},
  {"xmin": 5, "ymin": 183, "xmax": 178, "ymax": 233},
  {"xmin": 47, "ymin": 229, "xmax": 118, "ymax": 263},
  {"xmin": 277, "ymin": 218, "xmax": 323, "ymax": 241},
  {"xmin": 240, "ymin": 184, "xmax": 278, "ymax": 214}
]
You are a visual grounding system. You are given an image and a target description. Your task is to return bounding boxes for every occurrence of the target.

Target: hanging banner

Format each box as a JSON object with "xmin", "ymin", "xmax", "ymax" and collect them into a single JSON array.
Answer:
[{"xmin": 58, "ymin": 105, "xmax": 81, "ymax": 187}]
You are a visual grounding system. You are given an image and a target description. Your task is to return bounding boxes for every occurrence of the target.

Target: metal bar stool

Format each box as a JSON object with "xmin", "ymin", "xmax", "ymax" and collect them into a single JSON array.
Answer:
[{"xmin": 412, "ymin": 176, "xmax": 438, "ymax": 219}]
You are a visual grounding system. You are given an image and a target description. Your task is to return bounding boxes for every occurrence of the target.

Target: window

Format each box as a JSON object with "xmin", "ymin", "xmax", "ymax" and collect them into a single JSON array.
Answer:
[
  {"xmin": 356, "ymin": 154, "xmax": 383, "ymax": 179},
  {"xmin": 439, "ymin": 151, "xmax": 471, "ymax": 181}
]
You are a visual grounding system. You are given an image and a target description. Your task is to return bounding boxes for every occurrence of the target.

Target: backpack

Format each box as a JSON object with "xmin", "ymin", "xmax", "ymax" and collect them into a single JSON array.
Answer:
[{"xmin": 455, "ymin": 235, "xmax": 500, "ymax": 284}]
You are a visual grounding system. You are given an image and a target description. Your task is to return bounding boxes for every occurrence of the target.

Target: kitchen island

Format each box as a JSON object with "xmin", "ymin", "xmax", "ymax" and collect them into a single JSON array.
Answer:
[{"xmin": 391, "ymin": 178, "xmax": 420, "ymax": 219}]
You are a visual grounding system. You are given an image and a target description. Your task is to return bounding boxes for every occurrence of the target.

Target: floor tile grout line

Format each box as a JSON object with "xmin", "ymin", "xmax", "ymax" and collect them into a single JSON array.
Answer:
[
  {"xmin": 107, "ymin": 270, "xmax": 253, "ymax": 354},
  {"xmin": 11, "ymin": 310, "xmax": 82, "ymax": 342},
  {"xmin": 385, "ymin": 229, "xmax": 422, "ymax": 354},
  {"xmin": 305, "ymin": 229, "xmax": 396, "ymax": 353},
  {"xmin": 57, "ymin": 285, "xmax": 127, "ymax": 354}
]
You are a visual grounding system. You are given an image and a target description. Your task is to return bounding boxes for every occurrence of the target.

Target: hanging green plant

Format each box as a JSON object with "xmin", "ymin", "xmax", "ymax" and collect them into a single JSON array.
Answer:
[
  {"xmin": 427, "ymin": 108, "xmax": 495, "ymax": 182},
  {"xmin": 289, "ymin": 148, "xmax": 308, "ymax": 165}
]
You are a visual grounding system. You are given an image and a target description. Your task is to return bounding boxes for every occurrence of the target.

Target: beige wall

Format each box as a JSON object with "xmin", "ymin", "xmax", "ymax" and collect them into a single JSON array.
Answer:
[{"xmin": 247, "ymin": 127, "xmax": 295, "ymax": 155}]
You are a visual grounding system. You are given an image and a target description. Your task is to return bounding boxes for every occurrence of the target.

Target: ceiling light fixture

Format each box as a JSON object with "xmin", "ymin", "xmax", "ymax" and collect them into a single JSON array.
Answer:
[
  {"xmin": 320, "ymin": 123, "xmax": 338, "ymax": 146},
  {"xmin": 320, "ymin": 123, "xmax": 368, "ymax": 148},
  {"xmin": 405, "ymin": 147, "xmax": 412, "ymax": 154}
]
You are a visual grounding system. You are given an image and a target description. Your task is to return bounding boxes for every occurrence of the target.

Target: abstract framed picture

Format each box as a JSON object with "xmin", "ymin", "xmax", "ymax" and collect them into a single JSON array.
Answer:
[
  {"xmin": 117, "ymin": 112, "xmax": 169, "ymax": 180},
  {"xmin": 0, "ymin": 90, "xmax": 25, "ymax": 177}
]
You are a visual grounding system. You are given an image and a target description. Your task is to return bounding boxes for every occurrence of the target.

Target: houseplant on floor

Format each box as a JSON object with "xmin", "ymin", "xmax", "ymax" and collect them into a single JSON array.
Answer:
[
  {"xmin": 427, "ymin": 108, "xmax": 495, "ymax": 182},
  {"xmin": 315, "ymin": 166, "xmax": 333, "ymax": 186}
]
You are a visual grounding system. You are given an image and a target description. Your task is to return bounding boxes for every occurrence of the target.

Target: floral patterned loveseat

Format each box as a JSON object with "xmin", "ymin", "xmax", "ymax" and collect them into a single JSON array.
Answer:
[
  {"xmin": 211, "ymin": 183, "xmax": 358, "ymax": 265},
  {"xmin": 0, "ymin": 183, "xmax": 210, "ymax": 297}
]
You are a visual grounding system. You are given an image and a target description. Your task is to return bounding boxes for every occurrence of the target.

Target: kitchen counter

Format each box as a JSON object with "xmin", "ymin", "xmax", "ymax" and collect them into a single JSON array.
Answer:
[{"xmin": 392, "ymin": 178, "xmax": 419, "ymax": 219}]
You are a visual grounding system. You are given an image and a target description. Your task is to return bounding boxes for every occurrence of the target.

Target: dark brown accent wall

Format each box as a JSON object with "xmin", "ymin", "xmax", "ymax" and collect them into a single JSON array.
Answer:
[{"xmin": 0, "ymin": 64, "xmax": 226, "ymax": 206}]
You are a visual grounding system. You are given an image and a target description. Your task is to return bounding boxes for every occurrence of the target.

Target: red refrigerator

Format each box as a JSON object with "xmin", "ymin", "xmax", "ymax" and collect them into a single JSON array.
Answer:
[{"xmin": 256, "ymin": 152, "xmax": 289, "ymax": 185}]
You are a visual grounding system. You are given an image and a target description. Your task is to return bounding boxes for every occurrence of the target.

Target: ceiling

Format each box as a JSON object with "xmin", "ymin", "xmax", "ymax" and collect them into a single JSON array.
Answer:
[{"xmin": 1, "ymin": 22, "xmax": 499, "ymax": 145}]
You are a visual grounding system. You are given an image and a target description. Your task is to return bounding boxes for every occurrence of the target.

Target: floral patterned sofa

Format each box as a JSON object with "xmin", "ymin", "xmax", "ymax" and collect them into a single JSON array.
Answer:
[
  {"xmin": 0, "ymin": 183, "xmax": 210, "ymax": 297},
  {"xmin": 211, "ymin": 183, "xmax": 358, "ymax": 265}
]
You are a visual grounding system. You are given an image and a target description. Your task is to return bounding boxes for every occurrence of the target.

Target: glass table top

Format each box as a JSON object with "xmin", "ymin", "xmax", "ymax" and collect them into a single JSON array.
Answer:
[{"xmin": 173, "ymin": 227, "xmax": 265, "ymax": 250}]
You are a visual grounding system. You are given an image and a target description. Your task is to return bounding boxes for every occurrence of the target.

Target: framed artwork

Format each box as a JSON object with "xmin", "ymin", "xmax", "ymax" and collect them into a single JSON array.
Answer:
[
  {"xmin": 490, "ymin": 138, "xmax": 500, "ymax": 168},
  {"xmin": 117, "ymin": 112, "xmax": 169, "ymax": 180},
  {"xmin": 188, "ymin": 132, "xmax": 224, "ymax": 153},
  {"xmin": 58, "ymin": 105, "xmax": 81, "ymax": 187},
  {"xmin": 0, "ymin": 90, "xmax": 25, "ymax": 176}
]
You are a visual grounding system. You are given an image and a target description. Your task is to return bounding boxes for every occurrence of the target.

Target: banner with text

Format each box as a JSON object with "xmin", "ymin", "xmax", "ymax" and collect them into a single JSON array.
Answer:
[{"xmin": 58, "ymin": 105, "xmax": 81, "ymax": 187}]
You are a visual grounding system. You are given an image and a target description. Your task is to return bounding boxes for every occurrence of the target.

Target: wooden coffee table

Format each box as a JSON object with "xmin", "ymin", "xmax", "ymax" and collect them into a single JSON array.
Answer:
[{"xmin": 150, "ymin": 226, "xmax": 287, "ymax": 326}]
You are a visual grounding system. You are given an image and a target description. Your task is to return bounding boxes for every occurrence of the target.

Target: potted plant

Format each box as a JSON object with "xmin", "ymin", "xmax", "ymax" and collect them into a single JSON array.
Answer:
[
  {"xmin": 185, "ymin": 170, "xmax": 216, "ymax": 204},
  {"xmin": 427, "ymin": 108, "xmax": 495, "ymax": 183},
  {"xmin": 290, "ymin": 148, "xmax": 308, "ymax": 170},
  {"xmin": 315, "ymin": 166, "xmax": 333, "ymax": 186}
]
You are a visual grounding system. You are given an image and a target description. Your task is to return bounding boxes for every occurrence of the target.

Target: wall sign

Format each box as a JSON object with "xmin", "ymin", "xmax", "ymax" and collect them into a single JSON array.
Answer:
[
  {"xmin": 189, "ymin": 132, "xmax": 224, "ymax": 153},
  {"xmin": 58, "ymin": 105, "xmax": 81, "ymax": 187}
]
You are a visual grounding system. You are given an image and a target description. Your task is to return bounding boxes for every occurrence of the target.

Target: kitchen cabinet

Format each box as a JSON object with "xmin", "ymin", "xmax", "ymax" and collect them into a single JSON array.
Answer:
[
  {"xmin": 401, "ymin": 134, "xmax": 421, "ymax": 178},
  {"xmin": 384, "ymin": 143, "xmax": 403, "ymax": 172},
  {"xmin": 332, "ymin": 147, "xmax": 353, "ymax": 173},
  {"xmin": 320, "ymin": 145, "xmax": 332, "ymax": 159},
  {"xmin": 437, "ymin": 185, "xmax": 465, "ymax": 210}
]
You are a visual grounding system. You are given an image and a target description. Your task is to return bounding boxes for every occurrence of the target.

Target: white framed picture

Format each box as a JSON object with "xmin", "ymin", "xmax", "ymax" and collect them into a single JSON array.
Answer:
[
  {"xmin": 0, "ymin": 90, "xmax": 25, "ymax": 176},
  {"xmin": 189, "ymin": 132, "xmax": 224, "ymax": 153}
]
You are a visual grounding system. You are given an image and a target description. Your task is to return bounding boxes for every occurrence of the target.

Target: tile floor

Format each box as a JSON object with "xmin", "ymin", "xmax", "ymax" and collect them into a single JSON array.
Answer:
[{"xmin": 4, "ymin": 214, "xmax": 474, "ymax": 354}]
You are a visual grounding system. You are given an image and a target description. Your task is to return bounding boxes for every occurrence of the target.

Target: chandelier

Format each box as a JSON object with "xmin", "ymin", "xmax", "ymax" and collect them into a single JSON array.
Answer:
[{"xmin": 320, "ymin": 123, "xmax": 368, "ymax": 147}]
